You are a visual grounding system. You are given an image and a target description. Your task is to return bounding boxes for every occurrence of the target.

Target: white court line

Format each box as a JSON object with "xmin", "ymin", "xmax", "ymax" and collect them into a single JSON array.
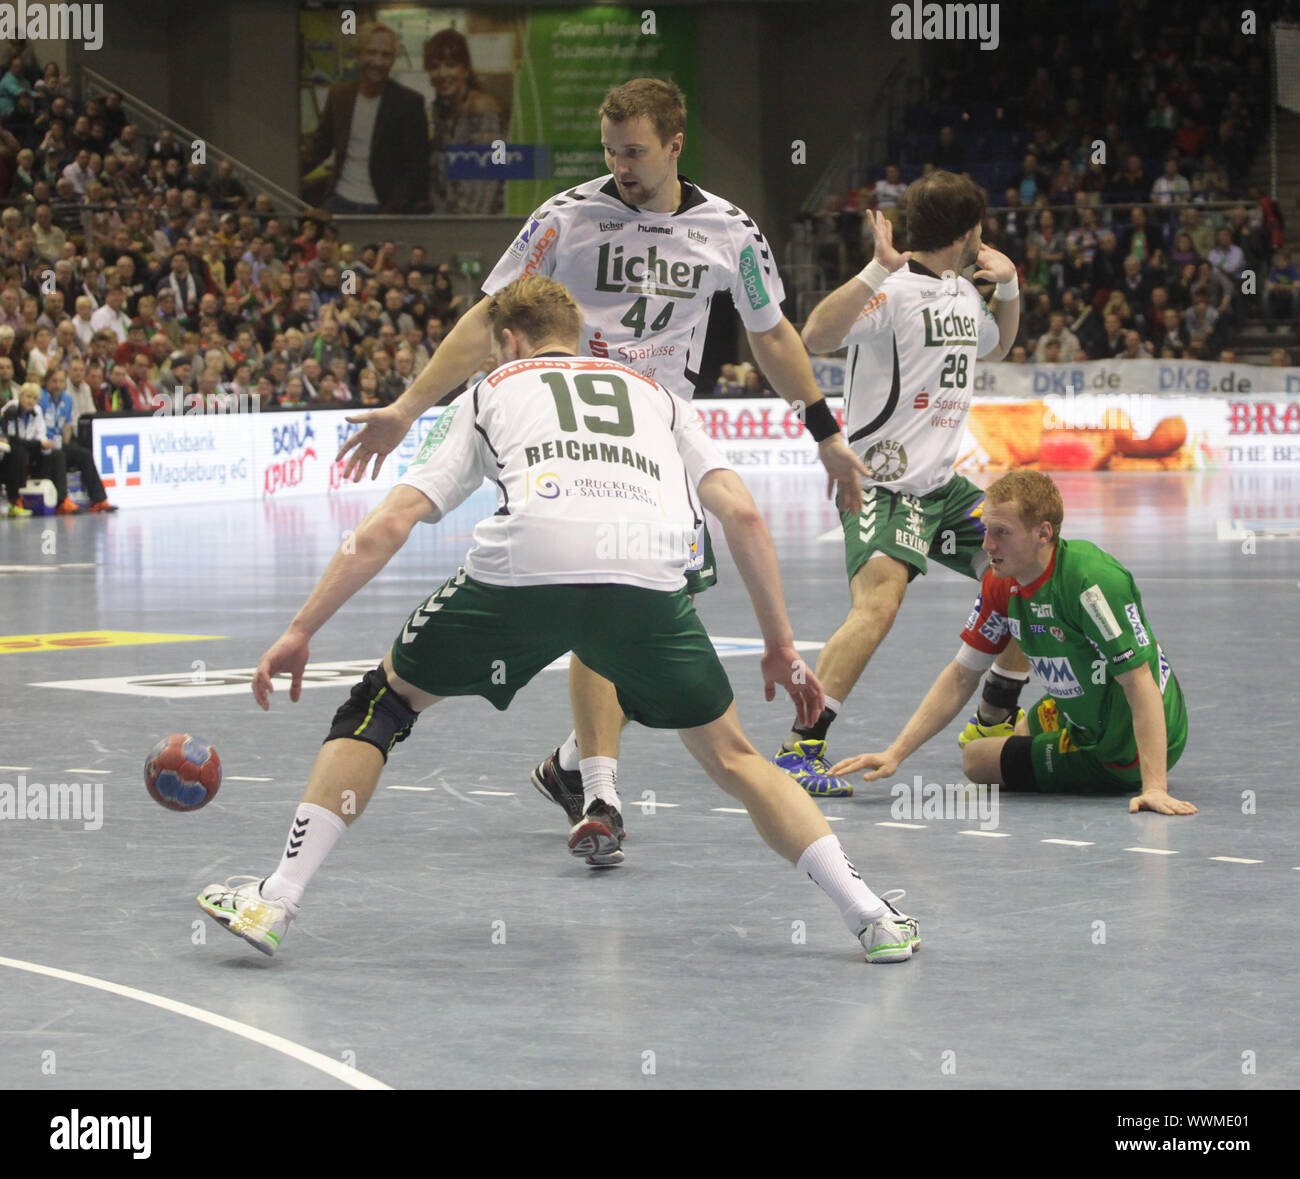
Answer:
[
  {"xmin": 0, "ymin": 956, "xmax": 392, "ymax": 1090},
  {"xmin": 876, "ymin": 821, "xmax": 926, "ymax": 829},
  {"xmin": 0, "ymin": 765, "xmax": 32, "ymax": 770},
  {"xmin": 1126, "ymin": 847, "xmax": 1178, "ymax": 856},
  {"xmin": 1209, "ymin": 856, "xmax": 1262, "ymax": 864},
  {"xmin": 823, "ymin": 816, "xmax": 844, "ymax": 822},
  {"xmin": 1042, "ymin": 838, "xmax": 1094, "ymax": 847},
  {"xmin": 467, "ymin": 790, "xmax": 515, "ymax": 797},
  {"xmin": 960, "ymin": 830, "xmax": 1011, "ymax": 838},
  {"xmin": 388, "ymin": 785, "xmax": 434, "ymax": 792},
  {"xmin": 636, "ymin": 802, "xmax": 680, "ymax": 810},
  {"xmin": 712, "ymin": 807, "xmax": 749, "ymax": 814},
  {"xmin": 64, "ymin": 768, "xmax": 111, "ymax": 775},
  {"xmin": 227, "ymin": 775, "xmax": 274, "ymax": 782}
]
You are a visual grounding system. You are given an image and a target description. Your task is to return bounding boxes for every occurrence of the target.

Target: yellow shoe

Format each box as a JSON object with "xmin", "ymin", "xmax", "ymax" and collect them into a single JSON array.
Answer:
[
  {"xmin": 7, "ymin": 503, "xmax": 33, "ymax": 517},
  {"xmin": 957, "ymin": 708, "xmax": 1024, "ymax": 748}
]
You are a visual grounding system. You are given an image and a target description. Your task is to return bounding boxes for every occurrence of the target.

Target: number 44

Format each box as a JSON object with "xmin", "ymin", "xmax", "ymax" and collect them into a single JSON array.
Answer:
[{"xmin": 620, "ymin": 297, "xmax": 674, "ymax": 338}]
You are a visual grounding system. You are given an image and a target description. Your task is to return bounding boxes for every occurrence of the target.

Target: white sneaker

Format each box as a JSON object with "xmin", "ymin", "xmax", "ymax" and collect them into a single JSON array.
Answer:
[
  {"xmin": 858, "ymin": 911, "xmax": 913, "ymax": 963},
  {"xmin": 198, "ymin": 876, "xmax": 296, "ymax": 956},
  {"xmin": 880, "ymin": 888, "xmax": 921, "ymax": 952}
]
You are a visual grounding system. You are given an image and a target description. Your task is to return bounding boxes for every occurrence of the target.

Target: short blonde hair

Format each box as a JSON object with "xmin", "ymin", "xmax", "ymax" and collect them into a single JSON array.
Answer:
[
  {"xmin": 485, "ymin": 275, "xmax": 581, "ymax": 348},
  {"xmin": 984, "ymin": 470, "xmax": 1064, "ymax": 539},
  {"xmin": 19, "ymin": 381, "xmax": 41, "ymax": 399}
]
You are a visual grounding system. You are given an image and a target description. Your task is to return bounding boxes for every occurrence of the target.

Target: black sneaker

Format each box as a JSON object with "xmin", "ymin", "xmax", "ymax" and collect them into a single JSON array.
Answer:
[
  {"xmin": 530, "ymin": 748, "xmax": 585, "ymax": 824},
  {"xmin": 568, "ymin": 798, "xmax": 625, "ymax": 868}
]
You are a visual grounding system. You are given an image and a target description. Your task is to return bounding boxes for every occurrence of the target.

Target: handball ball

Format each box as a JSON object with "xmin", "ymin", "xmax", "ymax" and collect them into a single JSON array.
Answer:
[{"xmin": 144, "ymin": 734, "xmax": 221, "ymax": 811}]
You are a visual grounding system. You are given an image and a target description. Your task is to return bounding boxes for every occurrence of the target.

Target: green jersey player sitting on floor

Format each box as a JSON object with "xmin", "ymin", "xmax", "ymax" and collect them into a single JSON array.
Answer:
[
  {"xmin": 775, "ymin": 171, "xmax": 1030, "ymax": 797},
  {"xmin": 831, "ymin": 470, "xmax": 1196, "ymax": 815}
]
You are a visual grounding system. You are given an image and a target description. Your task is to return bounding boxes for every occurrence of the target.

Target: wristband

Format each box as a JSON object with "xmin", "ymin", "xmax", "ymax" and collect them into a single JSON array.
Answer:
[
  {"xmin": 803, "ymin": 397, "xmax": 839, "ymax": 443},
  {"xmin": 856, "ymin": 258, "xmax": 890, "ymax": 291},
  {"xmin": 994, "ymin": 274, "xmax": 1020, "ymax": 301}
]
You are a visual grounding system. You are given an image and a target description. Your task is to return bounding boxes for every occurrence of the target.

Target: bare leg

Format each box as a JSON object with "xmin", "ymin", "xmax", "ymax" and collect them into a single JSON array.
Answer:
[
  {"xmin": 569, "ymin": 652, "xmax": 627, "ymax": 760},
  {"xmin": 811, "ymin": 554, "xmax": 910, "ymax": 705},
  {"xmin": 786, "ymin": 554, "xmax": 909, "ymax": 747},
  {"xmin": 682, "ymin": 704, "xmax": 832, "ymax": 862}
]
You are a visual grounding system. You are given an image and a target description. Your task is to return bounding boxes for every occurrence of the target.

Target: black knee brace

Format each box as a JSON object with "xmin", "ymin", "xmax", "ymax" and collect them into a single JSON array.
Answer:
[
  {"xmin": 980, "ymin": 667, "xmax": 1029, "ymax": 715},
  {"xmin": 324, "ymin": 665, "xmax": 419, "ymax": 761}
]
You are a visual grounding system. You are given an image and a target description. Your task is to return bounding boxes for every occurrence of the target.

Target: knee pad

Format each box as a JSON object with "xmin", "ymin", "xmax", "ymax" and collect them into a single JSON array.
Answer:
[
  {"xmin": 998, "ymin": 736, "xmax": 1038, "ymax": 792},
  {"xmin": 324, "ymin": 665, "xmax": 418, "ymax": 761}
]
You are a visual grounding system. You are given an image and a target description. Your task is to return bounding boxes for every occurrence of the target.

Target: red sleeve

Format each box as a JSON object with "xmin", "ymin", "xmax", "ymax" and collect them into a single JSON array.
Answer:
[{"xmin": 959, "ymin": 568, "xmax": 1013, "ymax": 654}]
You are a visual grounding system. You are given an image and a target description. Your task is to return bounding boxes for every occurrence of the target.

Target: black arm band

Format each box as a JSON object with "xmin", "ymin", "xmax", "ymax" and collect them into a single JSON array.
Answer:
[{"xmin": 803, "ymin": 398, "xmax": 839, "ymax": 443}]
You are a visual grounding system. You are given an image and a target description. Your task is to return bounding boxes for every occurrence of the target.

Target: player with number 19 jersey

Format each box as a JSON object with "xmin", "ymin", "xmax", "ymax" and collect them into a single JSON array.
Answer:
[
  {"xmin": 483, "ymin": 174, "xmax": 785, "ymax": 397},
  {"xmin": 397, "ymin": 354, "xmax": 728, "ymax": 591}
]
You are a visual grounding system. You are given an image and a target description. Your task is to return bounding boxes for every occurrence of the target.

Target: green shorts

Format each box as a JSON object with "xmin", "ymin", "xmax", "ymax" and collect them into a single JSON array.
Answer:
[
  {"xmin": 841, "ymin": 474, "xmax": 988, "ymax": 584},
  {"xmin": 1024, "ymin": 694, "xmax": 1188, "ymax": 793},
  {"xmin": 683, "ymin": 519, "xmax": 717, "ymax": 595},
  {"xmin": 388, "ymin": 568, "xmax": 734, "ymax": 730}
]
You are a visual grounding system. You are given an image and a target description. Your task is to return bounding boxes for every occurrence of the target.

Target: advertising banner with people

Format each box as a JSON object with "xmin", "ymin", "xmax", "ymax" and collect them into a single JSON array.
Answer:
[{"xmin": 298, "ymin": 3, "xmax": 699, "ymax": 216}]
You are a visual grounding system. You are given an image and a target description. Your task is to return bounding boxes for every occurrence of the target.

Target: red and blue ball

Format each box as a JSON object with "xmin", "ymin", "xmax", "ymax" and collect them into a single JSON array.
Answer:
[{"xmin": 144, "ymin": 734, "xmax": 221, "ymax": 811}]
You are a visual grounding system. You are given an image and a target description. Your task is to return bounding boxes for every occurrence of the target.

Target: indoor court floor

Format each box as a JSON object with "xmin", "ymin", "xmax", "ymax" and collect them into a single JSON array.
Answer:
[{"xmin": 1, "ymin": 467, "xmax": 1296, "ymax": 1089}]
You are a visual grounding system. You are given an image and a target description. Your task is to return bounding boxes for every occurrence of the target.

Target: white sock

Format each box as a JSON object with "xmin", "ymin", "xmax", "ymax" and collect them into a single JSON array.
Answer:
[
  {"xmin": 558, "ymin": 731, "xmax": 580, "ymax": 772},
  {"xmin": 261, "ymin": 803, "xmax": 346, "ymax": 909},
  {"xmin": 797, "ymin": 834, "xmax": 885, "ymax": 935},
  {"xmin": 579, "ymin": 756, "xmax": 620, "ymax": 811},
  {"xmin": 825, "ymin": 695, "xmax": 843, "ymax": 715}
]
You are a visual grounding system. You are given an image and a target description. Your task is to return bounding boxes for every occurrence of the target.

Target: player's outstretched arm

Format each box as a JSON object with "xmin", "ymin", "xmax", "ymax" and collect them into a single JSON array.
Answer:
[
  {"xmin": 252, "ymin": 485, "xmax": 435, "ymax": 710},
  {"xmin": 696, "ymin": 468, "xmax": 824, "ymax": 727},
  {"xmin": 337, "ymin": 299, "xmax": 494, "ymax": 482},
  {"xmin": 802, "ymin": 210, "xmax": 910, "ymax": 354},
  {"xmin": 1117, "ymin": 663, "xmax": 1198, "ymax": 815},
  {"xmin": 830, "ymin": 657, "xmax": 982, "ymax": 780}
]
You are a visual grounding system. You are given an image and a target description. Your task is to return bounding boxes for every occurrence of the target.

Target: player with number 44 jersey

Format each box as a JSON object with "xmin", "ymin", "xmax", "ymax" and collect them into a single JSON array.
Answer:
[{"xmin": 336, "ymin": 78, "xmax": 868, "ymax": 857}]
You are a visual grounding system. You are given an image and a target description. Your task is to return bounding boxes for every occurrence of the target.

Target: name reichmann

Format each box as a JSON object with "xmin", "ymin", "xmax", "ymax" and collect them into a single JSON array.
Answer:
[{"xmin": 525, "ymin": 438, "xmax": 661, "ymax": 480}]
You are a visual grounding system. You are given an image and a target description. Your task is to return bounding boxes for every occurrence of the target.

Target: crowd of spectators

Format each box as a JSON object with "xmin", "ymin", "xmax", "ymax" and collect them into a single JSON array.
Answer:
[
  {"xmin": 802, "ymin": 2, "xmax": 1296, "ymax": 365},
  {"xmin": 0, "ymin": 40, "xmax": 478, "ymax": 470}
]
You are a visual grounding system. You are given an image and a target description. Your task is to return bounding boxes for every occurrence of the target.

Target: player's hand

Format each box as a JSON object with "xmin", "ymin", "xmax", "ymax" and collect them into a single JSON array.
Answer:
[
  {"xmin": 252, "ymin": 629, "xmax": 310, "ymax": 711},
  {"xmin": 817, "ymin": 435, "xmax": 868, "ymax": 514},
  {"xmin": 1129, "ymin": 790, "xmax": 1198, "ymax": 815},
  {"xmin": 762, "ymin": 643, "xmax": 824, "ymax": 728},
  {"xmin": 870, "ymin": 210, "xmax": 912, "ymax": 272},
  {"xmin": 973, "ymin": 244, "xmax": 1016, "ymax": 285},
  {"xmin": 830, "ymin": 750, "xmax": 900, "ymax": 782},
  {"xmin": 336, "ymin": 403, "xmax": 412, "ymax": 482}
]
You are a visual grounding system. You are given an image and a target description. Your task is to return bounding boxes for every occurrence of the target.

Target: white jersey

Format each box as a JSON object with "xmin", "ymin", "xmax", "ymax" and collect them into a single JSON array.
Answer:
[
  {"xmin": 398, "ymin": 354, "xmax": 732, "ymax": 590},
  {"xmin": 840, "ymin": 261, "xmax": 1000, "ymax": 496},
  {"xmin": 482, "ymin": 175, "xmax": 785, "ymax": 398}
]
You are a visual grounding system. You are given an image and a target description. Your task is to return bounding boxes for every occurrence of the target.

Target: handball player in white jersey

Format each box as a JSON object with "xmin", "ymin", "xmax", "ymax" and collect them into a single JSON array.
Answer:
[
  {"xmin": 775, "ymin": 171, "xmax": 1032, "ymax": 797},
  {"xmin": 337, "ymin": 78, "xmax": 867, "ymax": 853},
  {"xmin": 199, "ymin": 276, "xmax": 920, "ymax": 964}
]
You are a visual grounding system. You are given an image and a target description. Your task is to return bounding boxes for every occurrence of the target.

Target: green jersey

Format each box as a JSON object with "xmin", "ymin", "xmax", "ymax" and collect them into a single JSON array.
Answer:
[{"xmin": 959, "ymin": 538, "xmax": 1188, "ymax": 768}]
